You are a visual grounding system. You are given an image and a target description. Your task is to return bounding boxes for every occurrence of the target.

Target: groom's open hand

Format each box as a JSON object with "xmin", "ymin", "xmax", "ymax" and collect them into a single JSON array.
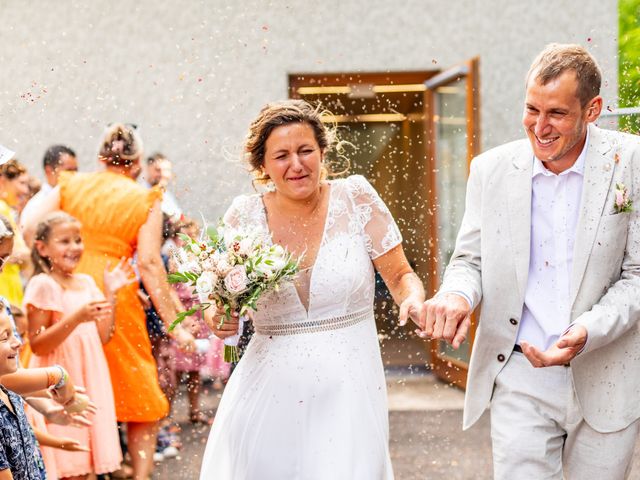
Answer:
[
  {"xmin": 423, "ymin": 293, "xmax": 472, "ymax": 349},
  {"xmin": 520, "ymin": 325, "xmax": 588, "ymax": 367}
]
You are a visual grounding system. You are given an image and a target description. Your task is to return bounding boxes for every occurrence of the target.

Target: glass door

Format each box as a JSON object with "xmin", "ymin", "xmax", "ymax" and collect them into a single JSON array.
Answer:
[{"xmin": 425, "ymin": 58, "xmax": 480, "ymax": 387}]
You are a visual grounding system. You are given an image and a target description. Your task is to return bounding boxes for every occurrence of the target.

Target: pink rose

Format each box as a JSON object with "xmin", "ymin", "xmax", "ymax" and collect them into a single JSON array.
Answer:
[
  {"xmin": 224, "ymin": 265, "xmax": 249, "ymax": 295},
  {"xmin": 616, "ymin": 190, "xmax": 625, "ymax": 207}
]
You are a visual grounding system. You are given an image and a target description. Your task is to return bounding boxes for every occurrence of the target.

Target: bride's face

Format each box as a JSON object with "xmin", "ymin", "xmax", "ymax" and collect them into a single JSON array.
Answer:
[{"xmin": 263, "ymin": 122, "xmax": 323, "ymax": 201}]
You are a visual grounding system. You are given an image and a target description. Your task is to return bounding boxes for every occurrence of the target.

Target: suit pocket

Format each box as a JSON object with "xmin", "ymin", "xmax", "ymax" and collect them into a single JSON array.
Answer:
[
  {"xmin": 598, "ymin": 211, "xmax": 629, "ymax": 237},
  {"xmin": 593, "ymin": 213, "xmax": 629, "ymax": 264}
]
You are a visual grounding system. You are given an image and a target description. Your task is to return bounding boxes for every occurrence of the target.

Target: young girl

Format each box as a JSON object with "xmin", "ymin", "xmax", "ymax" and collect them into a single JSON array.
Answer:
[
  {"xmin": 0, "ymin": 214, "xmax": 78, "ymax": 480},
  {"xmin": 0, "ymin": 307, "xmax": 44, "ymax": 480},
  {"xmin": 25, "ymin": 212, "xmax": 129, "ymax": 480}
]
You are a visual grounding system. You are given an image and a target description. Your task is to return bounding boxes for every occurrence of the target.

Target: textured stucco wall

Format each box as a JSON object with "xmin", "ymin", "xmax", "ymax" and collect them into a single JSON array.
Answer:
[{"xmin": 0, "ymin": 0, "xmax": 618, "ymax": 218}]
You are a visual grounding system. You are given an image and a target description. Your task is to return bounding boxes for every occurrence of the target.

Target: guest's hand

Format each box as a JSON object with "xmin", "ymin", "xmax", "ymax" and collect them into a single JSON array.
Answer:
[
  {"xmin": 63, "ymin": 392, "xmax": 97, "ymax": 415},
  {"xmin": 520, "ymin": 325, "xmax": 587, "ymax": 367},
  {"xmin": 398, "ymin": 296, "xmax": 427, "ymax": 331},
  {"xmin": 56, "ymin": 437, "xmax": 90, "ymax": 452},
  {"xmin": 103, "ymin": 257, "xmax": 137, "ymax": 295},
  {"xmin": 44, "ymin": 404, "xmax": 92, "ymax": 428},
  {"xmin": 204, "ymin": 307, "xmax": 240, "ymax": 340},
  {"xmin": 173, "ymin": 327, "xmax": 196, "ymax": 352},
  {"xmin": 72, "ymin": 301, "xmax": 113, "ymax": 325},
  {"xmin": 423, "ymin": 293, "xmax": 472, "ymax": 349}
]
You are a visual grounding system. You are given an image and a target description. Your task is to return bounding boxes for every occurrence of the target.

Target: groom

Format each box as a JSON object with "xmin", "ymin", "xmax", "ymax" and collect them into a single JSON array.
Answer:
[{"xmin": 424, "ymin": 43, "xmax": 640, "ymax": 478}]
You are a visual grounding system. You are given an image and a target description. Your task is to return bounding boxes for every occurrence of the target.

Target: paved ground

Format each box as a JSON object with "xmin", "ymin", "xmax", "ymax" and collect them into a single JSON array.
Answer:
[{"xmin": 152, "ymin": 373, "xmax": 640, "ymax": 479}]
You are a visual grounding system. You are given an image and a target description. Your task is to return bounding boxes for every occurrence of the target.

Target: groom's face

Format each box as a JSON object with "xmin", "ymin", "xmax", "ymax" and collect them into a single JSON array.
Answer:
[{"xmin": 523, "ymin": 70, "xmax": 596, "ymax": 174}]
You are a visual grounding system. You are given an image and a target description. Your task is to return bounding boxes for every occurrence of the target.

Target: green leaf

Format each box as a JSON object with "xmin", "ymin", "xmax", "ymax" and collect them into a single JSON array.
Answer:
[
  {"xmin": 177, "ymin": 233, "xmax": 192, "ymax": 244},
  {"xmin": 168, "ymin": 272, "xmax": 187, "ymax": 283},
  {"xmin": 168, "ymin": 306, "xmax": 199, "ymax": 331},
  {"xmin": 184, "ymin": 271, "xmax": 198, "ymax": 282},
  {"xmin": 206, "ymin": 225, "xmax": 219, "ymax": 242}
]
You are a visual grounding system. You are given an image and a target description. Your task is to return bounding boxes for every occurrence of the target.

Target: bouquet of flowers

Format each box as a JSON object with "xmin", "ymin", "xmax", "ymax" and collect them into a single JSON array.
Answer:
[{"xmin": 168, "ymin": 222, "xmax": 299, "ymax": 362}]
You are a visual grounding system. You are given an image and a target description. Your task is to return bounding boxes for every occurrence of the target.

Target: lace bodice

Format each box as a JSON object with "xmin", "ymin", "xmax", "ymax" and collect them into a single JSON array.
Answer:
[{"xmin": 223, "ymin": 175, "xmax": 402, "ymax": 327}]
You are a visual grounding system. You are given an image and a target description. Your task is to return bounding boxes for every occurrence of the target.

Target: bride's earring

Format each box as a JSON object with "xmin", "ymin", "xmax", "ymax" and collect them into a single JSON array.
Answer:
[{"xmin": 261, "ymin": 170, "xmax": 275, "ymax": 192}]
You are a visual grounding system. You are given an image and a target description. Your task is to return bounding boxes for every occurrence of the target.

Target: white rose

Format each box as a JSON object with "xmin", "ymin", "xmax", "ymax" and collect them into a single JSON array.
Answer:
[
  {"xmin": 201, "ymin": 257, "xmax": 216, "ymax": 272},
  {"xmin": 186, "ymin": 261, "xmax": 202, "ymax": 275},
  {"xmin": 224, "ymin": 265, "xmax": 249, "ymax": 295},
  {"xmin": 195, "ymin": 271, "xmax": 218, "ymax": 303},
  {"xmin": 177, "ymin": 251, "xmax": 202, "ymax": 274},
  {"xmin": 255, "ymin": 252, "xmax": 287, "ymax": 279},
  {"xmin": 190, "ymin": 243, "xmax": 202, "ymax": 255},
  {"xmin": 223, "ymin": 227, "xmax": 239, "ymax": 248},
  {"xmin": 238, "ymin": 237, "xmax": 254, "ymax": 256},
  {"xmin": 267, "ymin": 254, "xmax": 287, "ymax": 272},
  {"xmin": 210, "ymin": 250, "xmax": 222, "ymax": 264},
  {"xmin": 216, "ymin": 255, "xmax": 233, "ymax": 276}
]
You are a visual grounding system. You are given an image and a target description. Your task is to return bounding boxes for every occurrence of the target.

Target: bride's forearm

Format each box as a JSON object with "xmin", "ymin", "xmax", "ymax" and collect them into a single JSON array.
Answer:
[{"xmin": 390, "ymin": 271, "xmax": 425, "ymax": 306}]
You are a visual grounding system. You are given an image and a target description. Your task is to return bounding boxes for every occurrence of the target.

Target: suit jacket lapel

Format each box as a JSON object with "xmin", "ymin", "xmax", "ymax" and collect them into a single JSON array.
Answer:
[
  {"xmin": 506, "ymin": 142, "xmax": 533, "ymax": 303},
  {"xmin": 570, "ymin": 125, "xmax": 615, "ymax": 309}
]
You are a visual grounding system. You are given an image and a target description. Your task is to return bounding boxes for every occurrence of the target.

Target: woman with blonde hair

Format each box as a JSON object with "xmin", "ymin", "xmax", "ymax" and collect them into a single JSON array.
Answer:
[
  {"xmin": 0, "ymin": 158, "xmax": 31, "ymax": 307},
  {"xmin": 23, "ymin": 123, "xmax": 195, "ymax": 480},
  {"xmin": 199, "ymin": 100, "xmax": 426, "ymax": 479}
]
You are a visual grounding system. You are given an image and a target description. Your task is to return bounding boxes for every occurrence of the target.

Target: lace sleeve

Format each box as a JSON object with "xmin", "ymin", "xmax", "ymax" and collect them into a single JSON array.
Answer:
[
  {"xmin": 222, "ymin": 194, "xmax": 263, "ymax": 233},
  {"xmin": 346, "ymin": 175, "xmax": 402, "ymax": 259},
  {"xmin": 222, "ymin": 196, "xmax": 246, "ymax": 230}
]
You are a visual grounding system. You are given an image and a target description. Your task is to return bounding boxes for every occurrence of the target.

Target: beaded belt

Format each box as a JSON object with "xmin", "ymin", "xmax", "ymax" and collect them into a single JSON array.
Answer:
[{"xmin": 254, "ymin": 307, "xmax": 373, "ymax": 336}]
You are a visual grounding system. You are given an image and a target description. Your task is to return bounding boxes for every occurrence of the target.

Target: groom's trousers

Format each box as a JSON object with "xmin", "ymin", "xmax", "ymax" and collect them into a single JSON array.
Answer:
[{"xmin": 490, "ymin": 351, "xmax": 639, "ymax": 480}]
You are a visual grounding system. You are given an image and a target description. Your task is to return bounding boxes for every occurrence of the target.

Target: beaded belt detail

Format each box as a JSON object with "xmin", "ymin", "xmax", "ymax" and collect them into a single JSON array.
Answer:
[{"xmin": 254, "ymin": 307, "xmax": 373, "ymax": 336}]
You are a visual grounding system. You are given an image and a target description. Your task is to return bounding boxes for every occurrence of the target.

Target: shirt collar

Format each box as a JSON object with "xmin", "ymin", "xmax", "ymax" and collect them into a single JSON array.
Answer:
[{"xmin": 532, "ymin": 128, "xmax": 589, "ymax": 178}]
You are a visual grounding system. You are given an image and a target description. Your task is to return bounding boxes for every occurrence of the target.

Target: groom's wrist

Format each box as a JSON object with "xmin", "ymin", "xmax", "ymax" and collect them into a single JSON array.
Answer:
[{"xmin": 436, "ymin": 290, "xmax": 474, "ymax": 310}]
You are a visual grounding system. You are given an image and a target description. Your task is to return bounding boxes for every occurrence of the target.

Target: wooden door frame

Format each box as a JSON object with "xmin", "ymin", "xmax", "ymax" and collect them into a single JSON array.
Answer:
[
  {"xmin": 289, "ymin": 71, "xmax": 439, "ymax": 98},
  {"xmin": 425, "ymin": 57, "xmax": 481, "ymax": 388}
]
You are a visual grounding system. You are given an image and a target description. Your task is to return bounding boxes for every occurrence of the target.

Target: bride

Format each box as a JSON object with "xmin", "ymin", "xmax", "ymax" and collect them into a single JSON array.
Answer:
[{"xmin": 200, "ymin": 100, "xmax": 426, "ymax": 479}]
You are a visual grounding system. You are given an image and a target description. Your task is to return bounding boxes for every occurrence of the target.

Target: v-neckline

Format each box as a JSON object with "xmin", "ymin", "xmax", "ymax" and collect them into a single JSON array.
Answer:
[{"xmin": 259, "ymin": 182, "xmax": 334, "ymax": 317}]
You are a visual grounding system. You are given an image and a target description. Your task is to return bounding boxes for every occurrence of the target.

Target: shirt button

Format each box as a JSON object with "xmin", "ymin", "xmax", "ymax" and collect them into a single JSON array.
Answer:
[
  {"xmin": 497, "ymin": 354, "xmax": 505, "ymax": 362},
  {"xmin": 510, "ymin": 318, "xmax": 518, "ymax": 325}
]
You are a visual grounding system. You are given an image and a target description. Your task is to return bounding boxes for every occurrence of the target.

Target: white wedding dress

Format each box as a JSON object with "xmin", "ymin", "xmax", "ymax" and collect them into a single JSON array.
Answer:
[{"xmin": 199, "ymin": 175, "xmax": 401, "ymax": 480}]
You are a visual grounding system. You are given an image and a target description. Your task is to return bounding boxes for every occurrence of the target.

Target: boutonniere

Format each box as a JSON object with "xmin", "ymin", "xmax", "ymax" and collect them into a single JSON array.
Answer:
[{"xmin": 614, "ymin": 183, "xmax": 633, "ymax": 213}]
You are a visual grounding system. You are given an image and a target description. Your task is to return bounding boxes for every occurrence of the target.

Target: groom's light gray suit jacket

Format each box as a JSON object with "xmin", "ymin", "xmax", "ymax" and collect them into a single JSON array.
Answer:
[{"xmin": 441, "ymin": 124, "xmax": 640, "ymax": 432}]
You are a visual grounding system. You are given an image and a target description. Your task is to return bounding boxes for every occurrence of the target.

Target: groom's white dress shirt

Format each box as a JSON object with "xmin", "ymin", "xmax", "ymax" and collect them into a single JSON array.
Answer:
[{"xmin": 517, "ymin": 136, "xmax": 587, "ymax": 350}]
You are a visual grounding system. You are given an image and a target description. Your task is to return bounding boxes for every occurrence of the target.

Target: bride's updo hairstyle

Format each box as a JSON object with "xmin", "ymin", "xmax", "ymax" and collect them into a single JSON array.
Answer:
[
  {"xmin": 98, "ymin": 123, "xmax": 143, "ymax": 167},
  {"xmin": 244, "ymin": 100, "xmax": 339, "ymax": 184}
]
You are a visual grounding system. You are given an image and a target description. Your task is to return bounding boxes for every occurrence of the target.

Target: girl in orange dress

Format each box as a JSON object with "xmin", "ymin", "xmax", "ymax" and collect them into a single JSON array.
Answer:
[
  {"xmin": 25, "ymin": 212, "xmax": 128, "ymax": 479},
  {"xmin": 22, "ymin": 124, "xmax": 195, "ymax": 480}
]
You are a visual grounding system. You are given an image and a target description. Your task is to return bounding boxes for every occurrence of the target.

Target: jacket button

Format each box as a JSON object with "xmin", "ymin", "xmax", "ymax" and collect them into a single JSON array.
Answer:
[
  {"xmin": 497, "ymin": 354, "xmax": 505, "ymax": 362},
  {"xmin": 510, "ymin": 318, "xmax": 518, "ymax": 325}
]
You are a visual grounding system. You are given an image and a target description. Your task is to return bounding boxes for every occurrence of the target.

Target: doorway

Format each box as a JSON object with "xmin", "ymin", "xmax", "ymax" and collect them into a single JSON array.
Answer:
[{"xmin": 289, "ymin": 60, "xmax": 480, "ymax": 385}]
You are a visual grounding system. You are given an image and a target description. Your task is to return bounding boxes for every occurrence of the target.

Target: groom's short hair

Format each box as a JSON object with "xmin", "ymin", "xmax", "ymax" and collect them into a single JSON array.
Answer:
[{"xmin": 526, "ymin": 43, "xmax": 602, "ymax": 107}]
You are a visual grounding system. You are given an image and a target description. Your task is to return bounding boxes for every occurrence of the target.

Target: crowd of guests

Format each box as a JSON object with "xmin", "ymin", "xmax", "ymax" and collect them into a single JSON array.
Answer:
[{"xmin": 0, "ymin": 124, "xmax": 229, "ymax": 480}]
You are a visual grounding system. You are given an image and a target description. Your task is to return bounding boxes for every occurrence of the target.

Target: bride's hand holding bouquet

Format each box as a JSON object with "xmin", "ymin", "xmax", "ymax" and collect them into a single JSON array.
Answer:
[
  {"xmin": 203, "ymin": 308, "xmax": 240, "ymax": 339},
  {"xmin": 169, "ymin": 222, "xmax": 299, "ymax": 362}
]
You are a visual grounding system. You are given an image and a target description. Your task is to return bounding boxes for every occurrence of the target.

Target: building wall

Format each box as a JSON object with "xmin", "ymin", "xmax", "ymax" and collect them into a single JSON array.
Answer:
[{"xmin": 0, "ymin": 0, "xmax": 618, "ymax": 218}]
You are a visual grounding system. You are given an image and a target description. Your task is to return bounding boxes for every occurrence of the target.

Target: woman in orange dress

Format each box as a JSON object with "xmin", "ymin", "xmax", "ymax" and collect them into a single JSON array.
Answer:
[{"xmin": 23, "ymin": 123, "xmax": 195, "ymax": 480}]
